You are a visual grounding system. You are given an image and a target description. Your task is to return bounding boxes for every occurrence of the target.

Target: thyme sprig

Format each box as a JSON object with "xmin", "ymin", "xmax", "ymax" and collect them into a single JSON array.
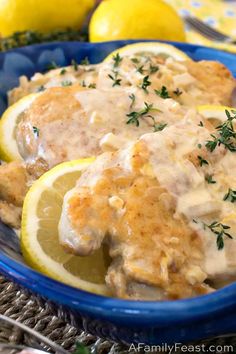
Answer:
[
  {"xmin": 112, "ymin": 53, "xmax": 122, "ymax": 68},
  {"xmin": 205, "ymin": 174, "xmax": 216, "ymax": 184},
  {"xmin": 88, "ymin": 83, "xmax": 96, "ymax": 89},
  {"xmin": 155, "ymin": 86, "xmax": 170, "ymax": 99},
  {"xmin": 173, "ymin": 88, "xmax": 182, "ymax": 96},
  {"xmin": 154, "ymin": 122, "xmax": 168, "ymax": 132},
  {"xmin": 60, "ymin": 68, "xmax": 67, "ymax": 75},
  {"xmin": 126, "ymin": 102, "xmax": 154, "ymax": 127},
  {"xmin": 204, "ymin": 221, "xmax": 233, "ymax": 250},
  {"xmin": 0, "ymin": 28, "xmax": 87, "ymax": 52},
  {"xmin": 149, "ymin": 64, "xmax": 159, "ymax": 74},
  {"xmin": 46, "ymin": 61, "xmax": 58, "ymax": 71},
  {"xmin": 140, "ymin": 75, "xmax": 151, "ymax": 92},
  {"xmin": 198, "ymin": 155, "xmax": 209, "ymax": 167},
  {"xmin": 136, "ymin": 65, "xmax": 144, "ymax": 74},
  {"xmin": 131, "ymin": 57, "xmax": 139, "ymax": 64},
  {"xmin": 205, "ymin": 110, "xmax": 236, "ymax": 152},
  {"xmin": 108, "ymin": 71, "xmax": 122, "ymax": 86},
  {"xmin": 126, "ymin": 102, "xmax": 165, "ymax": 132},
  {"xmin": 33, "ymin": 126, "xmax": 39, "ymax": 137},
  {"xmin": 80, "ymin": 57, "xmax": 90, "ymax": 65},
  {"xmin": 71, "ymin": 59, "xmax": 78, "ymax": 71},
  {"xmin": 129, "ymin": 93, "xmax": 136, "ymax": 108},
  {"xmin": 223, "ymin": 188, "xmax": 236, "ymax": 203}
]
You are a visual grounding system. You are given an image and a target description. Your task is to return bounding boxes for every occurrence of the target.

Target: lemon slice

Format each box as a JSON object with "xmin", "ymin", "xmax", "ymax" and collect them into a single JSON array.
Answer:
[
  {"xmin": 0, "ymin": 93, "xmax": 40, "ymax": 162},
  {"xmin": 104, "ymin": 42, "xmax": 190, "ymax": 62},
  {"xmin": 197, "ymin": 105, "xmax": 236, "ymax": 126},
  {"xmin": 21, "ymin": 158, "xmax": 110, "ymax": 296}
]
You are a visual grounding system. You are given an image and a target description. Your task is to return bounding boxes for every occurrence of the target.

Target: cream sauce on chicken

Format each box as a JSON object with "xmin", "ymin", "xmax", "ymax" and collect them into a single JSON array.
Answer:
[
  {"xmin": 59, "ymin": 107, "xmax": 236, "ymax": 299},
  {"xmin": 15, "ymin": 85, "xmax": 186, "ymax": 174}
]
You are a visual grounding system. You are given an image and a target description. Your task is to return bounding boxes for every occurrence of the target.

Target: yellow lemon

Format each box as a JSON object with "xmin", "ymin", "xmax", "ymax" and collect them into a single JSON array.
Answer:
[
  {"xmin": 104, "ymin": 42, "xmax": 190, "ymax": 63},
  {"xmin": 89, "ymin": 0, "xmax": 186, "ymax": 43},
  {"xmin": 21, "ymin": 158, "xmax": 110, "ymax": 295},
  {"xmin": 0, "ymin": 0, "xmax": 95, "ymax": 37},
  {"xmin": 0, "ymin": 93, "xmax": 41, "ymax": 162},
  {"xmin": 197, "ymin": 105, "xmax": 236, "ymax": 127}
]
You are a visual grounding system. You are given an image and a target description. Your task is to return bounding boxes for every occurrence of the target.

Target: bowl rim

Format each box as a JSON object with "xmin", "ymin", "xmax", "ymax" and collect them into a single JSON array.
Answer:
[
  {"xmin": 0, "ymin": 39, "xmax": 236, "ymax": 324},
  {"xmin": 1, "ymin": 248, "xmax": 236, "ymax": 324}
]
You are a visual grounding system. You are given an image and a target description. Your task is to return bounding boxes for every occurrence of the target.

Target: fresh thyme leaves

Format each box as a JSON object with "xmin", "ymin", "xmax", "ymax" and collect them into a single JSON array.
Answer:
[
  {"xmin": 126, "ymin": 102, "xmax": 164, "ymax": 132},
  {"xmin": 140, "ymin": 75, "xmax": 151, "ymax": 92},
  {"xmin": 71, "ymin": 59, "xmax": 78, "ymax": 71},
  {"xmin": 204, "ymin": 221, "xmax": 233, "ymax": 250},
  {"xmin": 205, "ymin": 174, "xmax": 216, "ymax": 184},
  {"xmin": 61, "ymin": 80, "xmax": 72, "ymax": 87},
  {"xmin": 136, "ymin": 65, "xmax": 144, "ymax": 74},
  {"xmin": 198, "ymin": 143, "xmax": 202, "ymax": 149},
  {"xmin": 108, "ymin": 72, "xmax": 122, "ymax": 87},
  {"xmin": 0, "ymin": 29, "xmax": 87, "ymax": 52},
  {"xmin": 223, "ymin": 188, "xmax": 236, "ymax": 203},
  {"xmin": 198, "ymin": 155, "xmax": 209, "ymax": 167},
  {"xmin": 108, "ymin": 54, "xmax": 123, "ymax": 87},
  {"xmin": 126, "ymin": 102, "xmax": 153, "ymax": 127},
  {"xmin": 88, "ymin": 83, "xmax": 96, "ymax": 89},
  {"xmin": 60, "ymin": 68, "xmax": 67, "ymax": 75},
  {"xmin": 37, "ymin": 85, "xmax": 45, "ymax": 92},
  {"xmin": 198, "ymin": 121, "xmax": 204, "ymax": 127},
  {"xmin": 80, "ymin": 81, "xmax": 96, "ymax": 88},
  {"xmin": 173, "ymin": 88, "xmax": 183, "ymax": 96},
  {"xmin": 112, "ymin": 53, "xmax": 122, "ymax": 68},
  {"xmin": 155, "ymin": 86, "xmax": 170, "ymax": 99},
  {"xmin": 153, "ymin": 122, "xmax": 167, "ymax": 132},
  {"xmin": 149, "ymin": 64, "xmax": 159, "ymax": 74},
  {"xmin": 131, "ymin": 57, "xmax": 139, "ymax": 64},
  {"xmin": 136, "ymin": 64, "xmax": 158, "ymax": 75},
  {"xmin": 80, "ymin": 57, "xmax": 90, "ymax": 65},
  {"xmin": 33, "ymin": 126, "xmax": 39, "ymax": 137},
  {"xmin": 205, "ymin": 138, "xmax": 217, "ymax": 152},
  {"xmin": 129, "ymin": 93, "xmax": 136, "ymax": 108},
  {"xmin": 46, "ymin": 61, "xmax": 58, "ymax": 71},
  {"xmin": 205, "ymin": 109, "xmax": 236, "ymax": 152}
]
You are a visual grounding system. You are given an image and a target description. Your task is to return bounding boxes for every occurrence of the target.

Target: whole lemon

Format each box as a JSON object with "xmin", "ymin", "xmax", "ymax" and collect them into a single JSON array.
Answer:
[
  {"xmin": 0, "ymin": 0, "xmax": 95, "ymax": 37},
  {"xmin": 89, "ymin": 0, "xmax": 186, "ymax": 42}
]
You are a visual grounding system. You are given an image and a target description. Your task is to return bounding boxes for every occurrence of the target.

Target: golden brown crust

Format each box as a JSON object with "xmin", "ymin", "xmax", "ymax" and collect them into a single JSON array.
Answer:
[
  {"xmin": 186, "ymin": 60, "xmax": 236, "ymax": 106},
  {"xmin": 0, "ymin": 162, "xmax": 29, "ymax": 206},
  {"xmin": 65, "ymin": 143, "xmax": 208, "ymax": 300},
  {"xmin": 0, "ymin": 162, "xmax": 29, "ymax": 229},
  {"xmin": 0, "ymin": 201, "xmax": 22, "ymax": 229}
]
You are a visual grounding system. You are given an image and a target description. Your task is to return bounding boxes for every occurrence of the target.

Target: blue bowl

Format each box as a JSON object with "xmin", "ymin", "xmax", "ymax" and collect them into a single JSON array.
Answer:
[{"xmin": 0, "ymin": 40, "xmax": 236, "ymax": 345}]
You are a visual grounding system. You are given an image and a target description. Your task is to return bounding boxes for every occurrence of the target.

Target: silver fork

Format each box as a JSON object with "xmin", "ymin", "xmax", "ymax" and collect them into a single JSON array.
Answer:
[{"xmin": 184, "ymin": 15, "xmax": 236, "ymax": 44}]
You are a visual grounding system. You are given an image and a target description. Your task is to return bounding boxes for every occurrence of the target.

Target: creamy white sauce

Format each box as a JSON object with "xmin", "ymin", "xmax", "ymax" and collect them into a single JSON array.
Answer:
[{"xmin": 141, "ymin": 115, "xmax": 236, "ymax": 281}]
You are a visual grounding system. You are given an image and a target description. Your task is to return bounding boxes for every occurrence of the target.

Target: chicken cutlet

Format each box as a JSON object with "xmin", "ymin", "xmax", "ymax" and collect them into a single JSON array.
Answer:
[
  {"xmin": 59, "ymin": 110, "xmax": 236, "ymax": 300},
  {"xmin": 16, "ymin": 85, "xmax": 187, "ymax": 174},
  {"xmin": 0, "ymin": 52, "xmax": 235, "ymax": 231},
  {"xmin": 9, "ymin": 54, "xmax": 235, "ymax": 107}
]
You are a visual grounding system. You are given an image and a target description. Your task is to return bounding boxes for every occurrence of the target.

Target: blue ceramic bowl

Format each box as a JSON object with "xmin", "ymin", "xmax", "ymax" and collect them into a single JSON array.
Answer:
[{"xmin": 0, "ymin": 40, "xmax": 236, "ymax": 345}]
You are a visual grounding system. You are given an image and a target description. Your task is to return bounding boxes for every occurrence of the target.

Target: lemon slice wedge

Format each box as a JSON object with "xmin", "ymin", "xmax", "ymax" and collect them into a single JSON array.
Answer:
[
  {"xmin": 0, "ymin": 93, "xmax": 40, "ymax": 162},
  {"xmin": 197, "ymin": 105, "xmax": 236, "ymax": 126},
  {"xmin": 104, "ymin": 42, "xmax": 190, "ymax": 62},
  {"xmin": 21, "ymin": 158, "xmax": 110, "ymax": 296}
]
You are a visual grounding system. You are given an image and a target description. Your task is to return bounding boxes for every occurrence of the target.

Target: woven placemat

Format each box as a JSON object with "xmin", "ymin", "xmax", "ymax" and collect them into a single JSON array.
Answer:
[
  {"xmin": 0, "ymin": 275, "xmax": 129, "ymax": 353},
  {"xmin": 0, "ymin": 274, "xmax": 236, "ymax": 353}
]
